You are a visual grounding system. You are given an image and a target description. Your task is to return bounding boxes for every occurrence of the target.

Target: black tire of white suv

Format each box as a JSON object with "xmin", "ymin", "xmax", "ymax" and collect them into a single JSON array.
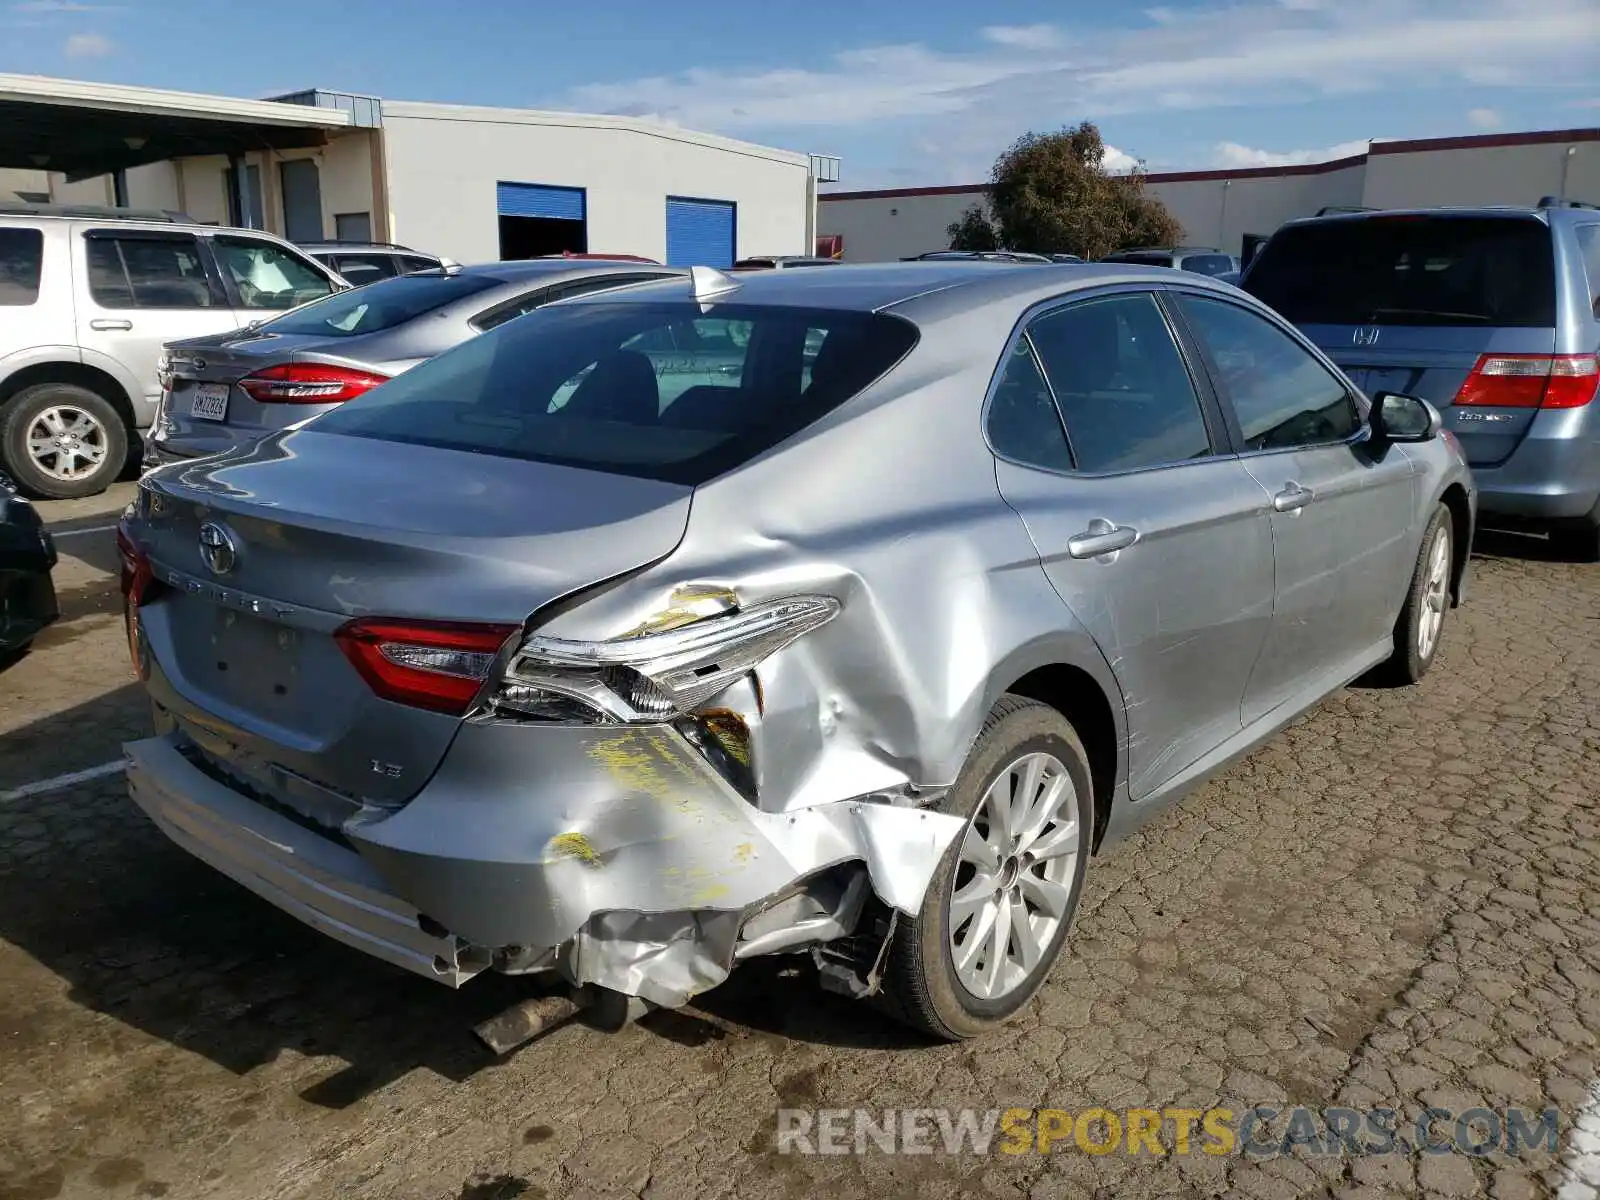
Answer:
[{"xmin": 0, "ymin": 382, "xmax": 128, "ymax": 500}]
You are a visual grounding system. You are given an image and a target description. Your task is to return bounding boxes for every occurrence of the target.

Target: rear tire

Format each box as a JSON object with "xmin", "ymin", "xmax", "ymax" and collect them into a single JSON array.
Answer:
[
  {"xmin": 1376, "ymin": 504, "xmax": 1452, "ymax": 686},
  {"xmin": 0, "ymin": 383, "xmax": 128, "ymax": 500},
  {"xmin": 1548, "ymin": 500, "xmax": 1600, "ymax": 564},
  {"xmin": 878, "ymin": 695, "xmax": 1093, "ymax": 1040}
]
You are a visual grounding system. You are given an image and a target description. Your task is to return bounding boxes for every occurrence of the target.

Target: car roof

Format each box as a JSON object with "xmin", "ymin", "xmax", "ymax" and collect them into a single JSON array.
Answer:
[
  {"xmin": 416, "ymin": 260, "xmax": 684, "ymax": 286},
  {"xmin": 1275, "ymin": 205, "xmax": 1560, "ymax": 230},
  {"xmin": 300, "ymin": 241, "xmax": 433, "ymax": 256},
  {"xmin": 566, "ymin": 260, "xmax": 1239, "ymax": 320}
]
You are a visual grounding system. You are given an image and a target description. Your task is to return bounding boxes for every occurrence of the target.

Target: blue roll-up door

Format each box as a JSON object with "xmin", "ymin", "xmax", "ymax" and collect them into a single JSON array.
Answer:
[
  {"xmin": 496, "ymin": 182, "xmax": 586, "ymax": 221},
  {"xmin": 665, "ymin": 197, "xmax": 735, "ymax": 268}
]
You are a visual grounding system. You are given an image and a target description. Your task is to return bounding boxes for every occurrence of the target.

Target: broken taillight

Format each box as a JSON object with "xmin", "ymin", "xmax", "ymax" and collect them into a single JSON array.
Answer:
[
  {"xmin": 1453, "ymin": 353, "xmax": 1599, "ymax": 409},
  {"xmin": 116, "ymin": 523, "xmax": 156, "ymax": 677},
  {"xmin": 334, "ymin": 618, "xmax": 519, "ymax": 715},
  {"xmin": 237, "ymin": 363, "xmax": 391, "ymax": 404}
]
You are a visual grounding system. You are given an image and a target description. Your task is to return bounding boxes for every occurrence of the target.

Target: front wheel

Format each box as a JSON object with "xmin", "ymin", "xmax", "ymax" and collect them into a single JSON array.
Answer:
[
  {"xmin": 879, "ymin": 695, "xmax": 1093, "ymax": 1040},
  {"xmin": 1377, "ymin": 504, "xmax": 1453, "ymax": 686}
]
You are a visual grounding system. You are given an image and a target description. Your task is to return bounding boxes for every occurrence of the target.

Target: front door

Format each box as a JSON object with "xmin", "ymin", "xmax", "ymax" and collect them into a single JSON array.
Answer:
[
  {"xmin": 74, "ymin": 228, "xmax": 238, "ymax": 421},
  {"xmin": 989, "ymin": 289, "xmax": 1276, "ymax": 800},
  {"xmin": 1172, "ymin": 290, "xmax": 1420, "ymax": 724}
]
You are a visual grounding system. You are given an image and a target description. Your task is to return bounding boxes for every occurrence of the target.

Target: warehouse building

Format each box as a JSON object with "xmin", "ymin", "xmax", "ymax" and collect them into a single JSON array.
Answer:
[
  {"xmin": 0, "ymin": 73, "xmax": 828, "ymax": 266},
  {"xmin": 817, "ymin": 126, "xmax": 1600, "ymax": 262}
]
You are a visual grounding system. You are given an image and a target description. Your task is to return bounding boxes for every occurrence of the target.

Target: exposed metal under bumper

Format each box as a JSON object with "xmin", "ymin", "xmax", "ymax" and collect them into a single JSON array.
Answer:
[{"xmin": 125, "ymin": 736, "xmax": 488, "ymax": 986}]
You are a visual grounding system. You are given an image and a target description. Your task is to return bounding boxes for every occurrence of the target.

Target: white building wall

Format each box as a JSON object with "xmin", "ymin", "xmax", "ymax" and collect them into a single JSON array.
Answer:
[
  {"xmin": 0, "ymin": 168, "xmax": 51, "ymax": 201},
  {"xmin": 817, "ymin": 188, "xmax": 985, "ymax": 261},
  {"xmin": 381, "ymin": 103, "xmax": 811, "ymax": 264},
  {"xmin": 1363, "ymin": 138, "xmax": 1600, "ymax": 208},
  {"xmin": 1148, "ymin": 163, "xmax": 1366, "ymax": 250}
]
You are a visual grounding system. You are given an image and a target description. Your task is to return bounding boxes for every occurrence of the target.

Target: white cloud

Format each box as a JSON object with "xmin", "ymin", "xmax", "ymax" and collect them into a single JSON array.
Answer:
[
  {"xmin": 1214, "ymin": 138, "xmax": 1371, "ymax": 167},
  {"xmin": 980, "ymin": 23, "xmax": 1062, "ymax": 50},
  {"xmin": 1102, "ymin": 144, "xmax": 1140, "ymax": 172},
  {"xmin": 564, "ymin": 0, "xmax": 1593, "ymax": 138},
  {"xmin": 1467, "ymin": 106, "xmax": 1503, "ymax": 129},
  {"xmin": 63, "ymin": 29, "xmax": 111, "ymax": 56}
]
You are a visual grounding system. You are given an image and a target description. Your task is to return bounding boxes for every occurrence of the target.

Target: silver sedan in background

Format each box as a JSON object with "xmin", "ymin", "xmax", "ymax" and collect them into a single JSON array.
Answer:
[
  {"xmin": 146, "ymin": 259, "xmax": 684, "ymax": 466},
  {"xmin": 119, "ymin": 262, "xmax": 1474, "ymax": 1043}
]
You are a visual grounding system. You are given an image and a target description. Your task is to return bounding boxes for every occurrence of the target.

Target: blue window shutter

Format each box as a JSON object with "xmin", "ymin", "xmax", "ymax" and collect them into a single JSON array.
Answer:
[
  {"xmin": 665, "ymin": 197, "xmax": 735, "ymax": 268},
  {"xmin": 496, "ymin": 182, "xmax": 586, "ymax": 221}
]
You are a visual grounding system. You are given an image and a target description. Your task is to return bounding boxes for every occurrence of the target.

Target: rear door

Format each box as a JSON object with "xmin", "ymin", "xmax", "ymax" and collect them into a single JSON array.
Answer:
[
  {"xmin": 74, "ymin": 228, "xmax": 237, "ymax": 417},
  {"xmin": 1171, "ymin": 289, "xmax": 1418, "ymax": 723},
  {"xmin": 1243, "ymin": 215, "xmax": 1558, "ymax": 468},
  {"xmin": 988, "ymin": 287, "xmax": 1276, "ymax": 800}
]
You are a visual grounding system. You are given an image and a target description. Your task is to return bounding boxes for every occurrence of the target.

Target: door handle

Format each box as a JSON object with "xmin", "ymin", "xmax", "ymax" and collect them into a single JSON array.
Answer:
[
  {"xmin": 1272, "ymin": 483, "xmax": 1314, "ymax": 513},
  {"xmin": 1067, "ymin": 518, "xmax": 1139, "ymax": 560},
  {"xmin": 89, "ymin": 318, "xmax": 132, "ymax": 331}
]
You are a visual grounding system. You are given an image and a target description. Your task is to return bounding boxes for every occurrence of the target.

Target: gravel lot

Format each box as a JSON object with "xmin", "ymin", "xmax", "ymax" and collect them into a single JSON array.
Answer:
[{"xmin": 1, "ymin": 484, "xmax": 1596, "ymax": 1200}]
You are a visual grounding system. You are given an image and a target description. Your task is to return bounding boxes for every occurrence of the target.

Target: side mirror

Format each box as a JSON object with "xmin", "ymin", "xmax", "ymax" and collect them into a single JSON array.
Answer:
[{"xmin": 1371, "ymin": 391, "xmax": 1442, "ymax": 443}]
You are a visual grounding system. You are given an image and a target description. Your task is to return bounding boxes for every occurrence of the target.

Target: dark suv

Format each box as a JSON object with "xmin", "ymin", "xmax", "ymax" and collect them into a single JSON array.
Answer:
[{"xmin": 1243, "ymin": 202, "xmax": 1600, "ymax": 560}]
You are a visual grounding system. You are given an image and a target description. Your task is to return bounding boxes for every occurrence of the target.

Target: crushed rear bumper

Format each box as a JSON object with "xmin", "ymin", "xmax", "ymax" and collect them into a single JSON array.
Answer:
[{"xmin": 125, "ymin": 723, "xmax": 965, "ymax": 1007}]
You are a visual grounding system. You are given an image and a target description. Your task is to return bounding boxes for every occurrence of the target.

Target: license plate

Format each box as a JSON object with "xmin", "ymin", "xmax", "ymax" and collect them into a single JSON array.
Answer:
[{"xmin": 189, "ymin": 383, "xmax": 230, "ymax": 422}]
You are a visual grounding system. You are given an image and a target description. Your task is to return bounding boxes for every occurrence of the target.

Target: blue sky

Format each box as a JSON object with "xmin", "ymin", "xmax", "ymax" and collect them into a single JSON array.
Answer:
[{"xmin": 2, "ymin": 0, "xmax": 1596, "ymax": 189}]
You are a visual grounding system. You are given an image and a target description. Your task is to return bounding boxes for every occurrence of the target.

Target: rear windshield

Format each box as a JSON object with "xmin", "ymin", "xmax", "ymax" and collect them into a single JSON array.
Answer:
[
  {"xmin": 1105, "ymin": 253, "xmax": 1173, "ymax": 267},
  {"xmin": 310, "ymin": 301, "xmax": 920, "ymax": 485},
  {"xmin": 1181, "ymin": 254, "xmax": 1234, "ymax": 276},
  {"xmin": 1244, "ymin": 216, "xmax": 1556, "ymax": 327},
  {"xmin": 260, "ymin": 271, "xmax": 498, "ymax": 338}
]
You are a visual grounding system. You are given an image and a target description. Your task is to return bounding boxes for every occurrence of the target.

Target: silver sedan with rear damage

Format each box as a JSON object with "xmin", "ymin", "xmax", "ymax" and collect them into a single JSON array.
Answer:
[{"xmin": 117, "ymin": 261, "xmax": 1474, "ymax": 1042}]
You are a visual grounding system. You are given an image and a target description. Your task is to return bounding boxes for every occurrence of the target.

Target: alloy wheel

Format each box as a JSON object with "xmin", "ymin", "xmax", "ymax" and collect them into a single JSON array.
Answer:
[
  {"xmin": 1417, "ymin": 524, "xmax": 1451, "ymax": 661},
  {"xmin": 948, "ymin": 751, "xmax": 1082, "ymax": 1001},
  {"xmin": 25, "ymin": 405, "xmax": 110, "ymax": 483}
]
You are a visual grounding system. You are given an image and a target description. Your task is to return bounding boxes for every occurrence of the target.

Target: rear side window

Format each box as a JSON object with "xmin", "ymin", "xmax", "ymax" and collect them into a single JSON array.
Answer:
[
  {"xmin": 261, "ymin": 271, "xmax": 498, "ymax": 337},
  {"xmin": 986, "ymin": 340, "xmax": 1073, "ymax": 471},
  {"xmin": 332, "ymin": 254, "xmax": 399, "ymax": 286},
  {"xmin": 1245, "ymin": 216, "xmax": 1556, "ymax": 328},
  {"xmin": 1026, "ymin": 293, "xmax": 1213, "ymax": 473},
  {"xmin": 311, "ymin": 301, "xmax": 919, "ymax": 485},
  {"xmin": 1178, "ymin": 294, "xmax": 1361, "ymax": 450},
  {"xmin": 0, "ymin": 227, "xmax": 43, "ymax": 306},
  {"xmin": 86, "ymin": 234, "xmax": 218, "ymax": 308},
  {"xmin": 1105, "ymin": 252, "xmax": 1173, "ymax": 267},
  {"xmin": 1575, "ymin": 225, "xmax": 1600, "ymax": 318}
]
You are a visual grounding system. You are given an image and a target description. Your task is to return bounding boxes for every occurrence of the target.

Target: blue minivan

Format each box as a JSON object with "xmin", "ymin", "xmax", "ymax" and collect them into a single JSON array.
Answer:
[{"xmin": 1244, "ymin": 202, "xmax": 1600, "ymax": 560}]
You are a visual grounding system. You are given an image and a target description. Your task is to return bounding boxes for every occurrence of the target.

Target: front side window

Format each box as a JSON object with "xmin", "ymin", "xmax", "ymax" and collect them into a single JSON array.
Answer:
[
  {"xmin": 986, "ymin": 339, "xmax": 1073, "ymax": 471},
  {"xmin": 311, "ymin": 301, "xmax": 918, "ymax": 485},
  {"xmin": 86, "ymin": 234, "xmax": 217, "ymax": 309},
  {"xmin": 1177, "ymin": 294, "xmax": 1361, "ymax": 451},
  {"xmin": 212, "ymin": 237, "xmax": 334, "ymax": 310},
  {"xmin": 1026, "ymin": 292, "xmax": 1213, "ymax": 473},
  {"xmin": 0, "ymin": 227, "xmax": 44, "ymax": 306}
]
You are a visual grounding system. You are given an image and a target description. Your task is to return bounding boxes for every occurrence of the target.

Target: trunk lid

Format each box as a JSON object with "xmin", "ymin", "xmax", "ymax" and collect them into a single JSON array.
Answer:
[{"xmin": 130, "ymin": 429, "xmax": 690, "ymax": 806}]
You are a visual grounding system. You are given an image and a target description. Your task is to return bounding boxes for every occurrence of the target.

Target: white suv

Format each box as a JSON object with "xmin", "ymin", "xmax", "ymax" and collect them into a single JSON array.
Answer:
[{"xmin": 0, "ymin": 207, "xmax": 346, "ymax": 498}]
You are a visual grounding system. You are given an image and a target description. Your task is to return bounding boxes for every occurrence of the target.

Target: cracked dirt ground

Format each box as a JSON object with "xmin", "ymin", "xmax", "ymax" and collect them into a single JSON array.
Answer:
[{"xmin": 1, "ymin": 491, "xmax": 1596, "ymax": 1200}]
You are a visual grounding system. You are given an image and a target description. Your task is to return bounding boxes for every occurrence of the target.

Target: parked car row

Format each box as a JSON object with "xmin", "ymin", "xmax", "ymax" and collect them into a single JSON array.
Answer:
[
  {"xmin": 0, "ymin": 468, "xmax": 56, "ymax": 659},
  {"xmin": 117, "ymin": 254, "xmax": 1476, "ymax": 1043}
]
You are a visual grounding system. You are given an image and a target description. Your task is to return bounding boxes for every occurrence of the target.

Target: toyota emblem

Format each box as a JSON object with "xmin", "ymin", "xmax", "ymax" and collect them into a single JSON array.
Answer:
[{"xmin": 198, "ymin": 522, "xmax": 238, "ymax": 576}]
